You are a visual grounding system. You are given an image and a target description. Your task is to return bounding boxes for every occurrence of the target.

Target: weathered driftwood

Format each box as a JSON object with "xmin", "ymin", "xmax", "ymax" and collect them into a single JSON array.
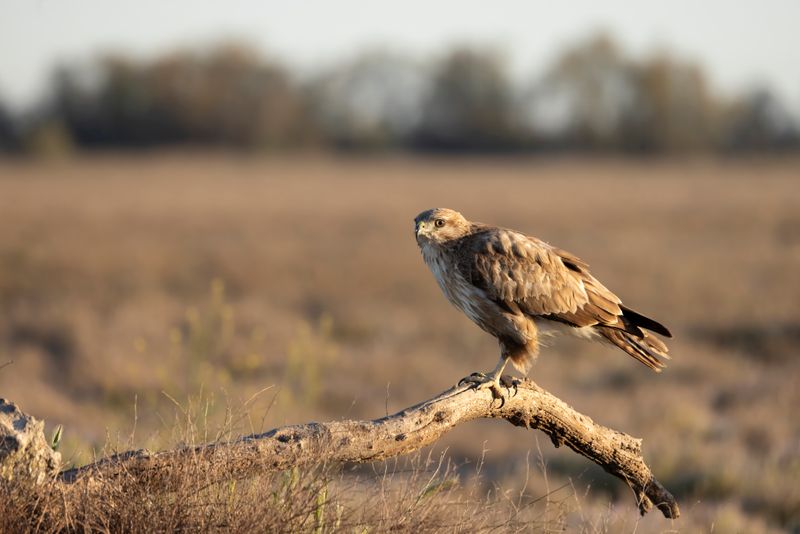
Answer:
[
  {"xmin": 0, "ymin": 398, "xmax": 61, "ymax": 484},
  {"xmin": 59, "ymin": 377, "xmax": 679, "ymax": 518}
]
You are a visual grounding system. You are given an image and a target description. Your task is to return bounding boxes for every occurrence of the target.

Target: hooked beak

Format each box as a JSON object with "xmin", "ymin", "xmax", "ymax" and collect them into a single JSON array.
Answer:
[{"xmin": 414, "ymin": 220, "xmax": 426, "ymax": 239}]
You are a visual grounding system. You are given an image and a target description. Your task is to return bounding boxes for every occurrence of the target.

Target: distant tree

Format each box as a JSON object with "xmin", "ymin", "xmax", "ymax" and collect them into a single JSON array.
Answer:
[
  {"xmin": 309, "ymin": 51, "xmax": 427, "ymax": 150},
  {"xmin": 621, "ymin": 53, "xmax": 719, "ymax": 152},
  {"xmin": 21, "ymin": 33, "xmax": 800, "ymax": 155},
  {"xmin": 525, "ymin": 33, "xmax": 724, "ymax": 153},
  {"xmin": 721, "ymin": 88, "xmax": 800, "ymax": 152},
  {"xmin": 157, "ymin": 43, "xmax": 311, "ymax": 148},
  {"xmin": 43, "ymin": 43, "xmax": 312, "ymax": 149},
  {"xmin": 0, "ymin": 98, "xmax": 19, "ymax": 152},
  {"xmin": 523, "ymin": 34, "xmax": 636, "ymax": 150},
  {"xmin": 45, "ymin": 55, "xmax": 179, "ymax": 146},
  {"xmin": 82, "ymin": 56, "xmax": 154, "ymax": 145},
  {"xmin": 413, "ymin": 48, "xmax": 520, "ymax": 151}
]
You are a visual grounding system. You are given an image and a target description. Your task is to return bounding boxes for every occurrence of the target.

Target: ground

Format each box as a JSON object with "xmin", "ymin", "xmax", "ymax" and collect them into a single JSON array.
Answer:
[{"xmin": 0, "ymin": 153, "xmax": 798, "ymax": 532}]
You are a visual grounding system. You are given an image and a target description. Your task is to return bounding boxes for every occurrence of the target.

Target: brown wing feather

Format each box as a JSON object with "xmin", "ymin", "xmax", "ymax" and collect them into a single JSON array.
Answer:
[
  {"xmin": 457, "ymin": 229, "xmax": 614, "ymax": 328},
  {"xmin": 457, "ymin": 228, "xmax": 667, "ymax": 339}
]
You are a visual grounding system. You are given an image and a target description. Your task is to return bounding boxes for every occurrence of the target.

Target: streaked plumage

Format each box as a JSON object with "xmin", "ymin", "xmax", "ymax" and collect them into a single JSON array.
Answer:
[{"xmin": 414, "ymin": 208, "xmax": 672, "ymax": 380}]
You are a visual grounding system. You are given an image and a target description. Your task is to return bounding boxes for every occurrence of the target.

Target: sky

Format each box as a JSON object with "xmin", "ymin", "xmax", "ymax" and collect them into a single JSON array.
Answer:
[{"xmin": 2, "ymin": 0, "xmax": 799, "ymax": 112}]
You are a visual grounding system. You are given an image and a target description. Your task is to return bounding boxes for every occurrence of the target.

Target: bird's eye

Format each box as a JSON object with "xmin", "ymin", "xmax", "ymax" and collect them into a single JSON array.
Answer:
[{"xmin": 434, "ymin": 218, "xmax": 445, "ymax": 228}]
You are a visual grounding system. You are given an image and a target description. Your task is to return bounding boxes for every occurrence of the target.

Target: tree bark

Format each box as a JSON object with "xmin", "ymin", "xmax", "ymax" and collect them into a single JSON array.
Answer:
[
  {"xmin": 59, "ymin": 377, "xmax": 679, "ymax": 518},
  {"xmin": 1, "ymin": 398, "xmax": 61, "ymax": 484}
]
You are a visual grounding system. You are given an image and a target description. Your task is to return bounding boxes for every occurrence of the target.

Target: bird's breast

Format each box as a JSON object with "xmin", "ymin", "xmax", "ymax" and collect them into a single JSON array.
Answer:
[{"xmin": 422, "ymin": 245, "xmax": 485, "ymax": 324}]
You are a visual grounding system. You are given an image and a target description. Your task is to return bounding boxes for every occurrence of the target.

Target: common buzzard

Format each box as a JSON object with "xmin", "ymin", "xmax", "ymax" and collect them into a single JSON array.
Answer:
[{"xmin": 415, "ymin": 208, "xmax": 672, "ymax": 395}]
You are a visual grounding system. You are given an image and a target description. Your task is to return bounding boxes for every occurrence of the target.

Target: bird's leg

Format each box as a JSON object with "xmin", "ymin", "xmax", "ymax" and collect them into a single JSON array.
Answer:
[{"xmin": 458, "ymin": 357, "xmax": 513, "ymax": 401}]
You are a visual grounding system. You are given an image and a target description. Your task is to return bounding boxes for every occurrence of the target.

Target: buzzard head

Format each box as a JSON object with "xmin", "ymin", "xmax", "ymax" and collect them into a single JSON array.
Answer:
[{"xmin": 414, "ymin": 208, "xmax": 471, "ymax": 246}]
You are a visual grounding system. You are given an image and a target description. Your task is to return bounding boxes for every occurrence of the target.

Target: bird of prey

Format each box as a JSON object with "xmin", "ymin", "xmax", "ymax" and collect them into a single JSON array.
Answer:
[{"xmin": 414, "ymin": 208, "xmax": 672, "ymax": 395}]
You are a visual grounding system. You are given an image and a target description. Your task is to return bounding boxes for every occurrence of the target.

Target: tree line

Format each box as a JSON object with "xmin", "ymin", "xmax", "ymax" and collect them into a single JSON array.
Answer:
[{"xmin": 1, "ymin": 33, "xmax": 798, "ymax": 156}]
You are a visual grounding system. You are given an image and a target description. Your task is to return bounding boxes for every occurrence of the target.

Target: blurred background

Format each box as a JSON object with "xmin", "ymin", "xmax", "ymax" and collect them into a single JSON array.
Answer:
[{"xmin": 1, "ymin": 1, "xmax": 799, "ymax": 531}]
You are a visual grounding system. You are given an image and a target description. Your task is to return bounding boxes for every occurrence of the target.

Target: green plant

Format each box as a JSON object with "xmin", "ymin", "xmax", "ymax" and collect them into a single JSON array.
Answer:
[{"xmin": 283, "ymin": 314, "xmax": 339, "ymax": 407}]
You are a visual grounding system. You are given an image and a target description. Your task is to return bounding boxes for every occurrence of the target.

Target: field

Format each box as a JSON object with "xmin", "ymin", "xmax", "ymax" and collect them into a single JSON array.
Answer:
[{"xmin": 1, "ymin": 153, "xmax": 798, "ymax": 532}]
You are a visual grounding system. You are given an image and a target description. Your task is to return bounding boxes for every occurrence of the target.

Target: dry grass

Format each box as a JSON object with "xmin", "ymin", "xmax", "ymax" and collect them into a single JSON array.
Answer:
[
  {"xmin": 1, "ymin": 393, "xmax": 577, "ymax": 533},
  {"xmin": 1, "ymin": 153, "xmax": 798, "ymax": 532},
  {"xmin": 0, "ymin": 461, "xmax": 577, "ymax": 533}
]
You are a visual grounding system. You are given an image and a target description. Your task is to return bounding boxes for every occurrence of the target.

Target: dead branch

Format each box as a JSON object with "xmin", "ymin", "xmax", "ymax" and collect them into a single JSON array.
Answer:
[{"xmin": 57, "ymin": 377, "xmax": 679, "ymax": 518}]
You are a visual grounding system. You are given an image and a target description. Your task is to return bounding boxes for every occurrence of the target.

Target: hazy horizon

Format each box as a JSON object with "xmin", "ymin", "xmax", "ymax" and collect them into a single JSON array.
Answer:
[{"xmin": 2, "ymin": 0, "xmax": 799, "ymax": 113}]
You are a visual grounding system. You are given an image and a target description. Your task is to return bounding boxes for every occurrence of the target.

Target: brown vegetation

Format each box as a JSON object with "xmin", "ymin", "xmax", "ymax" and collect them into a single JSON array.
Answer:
[{"xmin": 0, "ymin": 154, "xmax": 798, "ymax": 531}]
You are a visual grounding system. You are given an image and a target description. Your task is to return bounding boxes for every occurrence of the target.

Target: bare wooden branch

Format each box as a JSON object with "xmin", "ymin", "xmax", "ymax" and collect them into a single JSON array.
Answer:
[
  {"xmin": 1, "ymin": 398, "xmax": 61, "ymax": 484},
  {"xmin": 58, "ymin": 377, "xmax": 678, "ymax": 518}
]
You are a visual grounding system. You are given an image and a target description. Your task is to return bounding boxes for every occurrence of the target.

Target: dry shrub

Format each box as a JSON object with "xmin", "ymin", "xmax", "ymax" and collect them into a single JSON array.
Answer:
[{"xmin": 0, "ymin": 446, "xmax": 575, "ymax": 533}]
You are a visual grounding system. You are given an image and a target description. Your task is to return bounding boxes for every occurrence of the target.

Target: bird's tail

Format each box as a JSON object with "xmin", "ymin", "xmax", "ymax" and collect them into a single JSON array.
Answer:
[{"xmin": 598, "ymin": 327, "xmax": 671, "ymax": 372}]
